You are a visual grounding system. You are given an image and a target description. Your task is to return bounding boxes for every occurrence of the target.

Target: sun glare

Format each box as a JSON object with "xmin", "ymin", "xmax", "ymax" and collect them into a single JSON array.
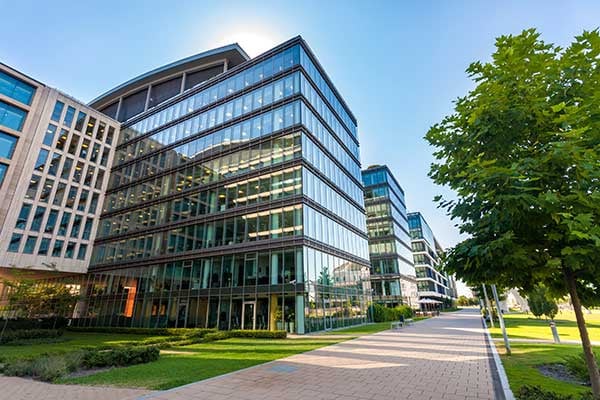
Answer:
[{"xmin": 218, "ymin": 31, "xmax": 278, "ymax": 58}]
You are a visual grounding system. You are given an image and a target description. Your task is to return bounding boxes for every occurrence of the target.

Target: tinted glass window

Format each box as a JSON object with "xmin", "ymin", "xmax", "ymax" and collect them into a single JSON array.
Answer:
[
  {"xmin": 149, "ymin": 77, "xmax": 182, "ymax": 108},
  {"xmin": 0, "ymin": 71, "xmax": 35, "ymax": 105},
  {"xmin": 63, "ymin": 106, "xmax": 76, "ymax": 127},
  {"xmin": 0, "ymin": 100, "xmax": 27, "ymax": 131},
  {"xmin": 118, "ymin": 89, "xmax": 147, "ymax": 122},
  {"xmin": 51, "ymin": 101, "xmax": 64, "ymax": 122},
  {"xmin": 0, "ymin": 131, "xmax": 17, "ymax": 158}
]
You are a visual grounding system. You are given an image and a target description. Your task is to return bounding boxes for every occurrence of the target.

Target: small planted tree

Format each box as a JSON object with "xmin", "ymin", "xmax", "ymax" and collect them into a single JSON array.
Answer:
[
  {"xmin": 526, "ymin": 285, "xmax": 558, "ymax": 320},
  {"xmin": 426, "ymin": 29, "xmax": 600, "ymax": 397}
]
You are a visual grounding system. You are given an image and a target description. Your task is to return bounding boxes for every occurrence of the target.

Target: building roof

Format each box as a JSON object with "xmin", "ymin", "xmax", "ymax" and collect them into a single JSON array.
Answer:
[{"xmin": 88, "ymin": 43, "xmax": 250, "ymax": 108}]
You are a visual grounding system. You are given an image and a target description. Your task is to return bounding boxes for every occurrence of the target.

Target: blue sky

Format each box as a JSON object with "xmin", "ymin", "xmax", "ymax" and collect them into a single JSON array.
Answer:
[{"xmin": 2, "ymin": 0, "xmax": 599, "ymax": 249}]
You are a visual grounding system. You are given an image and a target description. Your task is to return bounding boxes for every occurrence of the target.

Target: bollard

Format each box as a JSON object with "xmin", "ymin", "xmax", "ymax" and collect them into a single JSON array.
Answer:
[{"xmin": 550, "ymin": 321, "xmax": 561, "ymax": 344}]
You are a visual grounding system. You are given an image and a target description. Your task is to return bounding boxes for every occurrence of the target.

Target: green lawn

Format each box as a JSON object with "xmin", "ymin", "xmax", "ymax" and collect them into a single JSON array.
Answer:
[
  {"xmin": 1, "ymin": 331, "xmax": 164, "ymax": 361},
  {"xmin": 58, "ymin": 337, "xmax": 346, "ymax": 389},
  {"xmin": 497, "ymin": 342, "xmax": 591, "ymax": 397},
  {"xmin": 489, "ymin": 311, "xmax": 600, "ymax": 342}
]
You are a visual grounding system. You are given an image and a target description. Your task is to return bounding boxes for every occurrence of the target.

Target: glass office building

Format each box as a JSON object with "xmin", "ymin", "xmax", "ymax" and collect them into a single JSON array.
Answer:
[
  {"xmin": 362, "ymin": 165, "xmax": 417, "ymax": 307},
  {"xmin": 71, "ymin": 36, "xmax": 371, "ymax": 333},
  {"xmin": 407, "ymin": 212, "xmax": 457, "ymax": 303}
]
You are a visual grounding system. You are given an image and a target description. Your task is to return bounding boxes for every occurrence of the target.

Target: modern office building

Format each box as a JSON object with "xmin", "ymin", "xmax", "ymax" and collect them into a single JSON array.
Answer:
[
  {"xmin": 65, "ymin": 36, "xmax": 372, "ymax": 333},
  {"xmin": 362, "ymin": 165, "xmax": 418, "ymax": 307},
  {"xmin": 0, "ymin": 63, "xmax": 119, "ymax": 280},
  {"xmin": 407, "ymin": 212, "xmax": 457, "ymax": 304}
]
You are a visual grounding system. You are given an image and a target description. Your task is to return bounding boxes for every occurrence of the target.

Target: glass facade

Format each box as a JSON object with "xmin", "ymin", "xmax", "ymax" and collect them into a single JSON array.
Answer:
[
  {"xmin": 0, "ymin": 70, "xmax": 35, "ymax": 105},
  {"xmin": 73, "ymin": 38, "xmax": 370, "ymax": 333},
  {"xmin": 362, "ymin": 165, "xmax": 417, "ymax": 307},
  {"xmin": 407, "ymin": 212, "xmax": 456, "ymax": 302}
]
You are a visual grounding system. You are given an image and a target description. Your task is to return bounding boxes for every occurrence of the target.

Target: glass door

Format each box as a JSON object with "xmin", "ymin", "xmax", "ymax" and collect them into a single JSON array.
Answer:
[{"xmin": 242, "ymin": 301, "xmax": 256, "ymax": 330}]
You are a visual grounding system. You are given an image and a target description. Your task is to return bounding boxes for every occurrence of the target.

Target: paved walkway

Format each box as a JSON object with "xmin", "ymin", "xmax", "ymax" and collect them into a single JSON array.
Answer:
[
  {"xmin": 141, "ymin": 309, "xmax": 499, "ymax": 400},
  {"xmin": 0, "ymin": 376, "xmax": 151, "ymax": 400}
]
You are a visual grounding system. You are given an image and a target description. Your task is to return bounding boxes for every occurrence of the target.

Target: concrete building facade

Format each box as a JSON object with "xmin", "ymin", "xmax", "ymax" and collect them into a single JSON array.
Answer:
[{"xmin": 0, "ymin": 63, "xmax": 119, "ymax": 278}]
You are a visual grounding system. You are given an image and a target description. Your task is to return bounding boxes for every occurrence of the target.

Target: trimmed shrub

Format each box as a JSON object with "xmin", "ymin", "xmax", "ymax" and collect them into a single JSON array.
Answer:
[
  {"xmin": 229, "ymin": 330, "xmax": 287, "ymax": 339},
  {"xmin": 0, "ymin": 329, "xmax": 63, "ymax": 345},
  {"xmin": 516, "ymin": 385, "xmax": 593, "ymax": 400},
  {"xmin": 0, "ymin": 317, "xmax": 69, "ymax": 330},
  {"xmin": 1, "ymin": 352, "xmax": 83, "ymax": 382},
  {"xmin": 82, "ymin": 346, "xmax": 160, "ymax": 368},
  {"xmin": 67, "ymin": 326, "xmax": 216, "ymax": 336},
  {"xmin": 369, "ymin": 304, "xmax": 413, "ymax": 323}
]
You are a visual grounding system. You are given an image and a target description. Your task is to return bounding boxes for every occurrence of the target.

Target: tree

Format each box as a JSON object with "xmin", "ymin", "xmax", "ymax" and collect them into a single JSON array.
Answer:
[
  {"xmin": 527, "ymin": 285, "xmax": 558, "ymax": 320},
  {"xmin": 425, "ymin": 29, "xmax": 600, "ymax": 397}
]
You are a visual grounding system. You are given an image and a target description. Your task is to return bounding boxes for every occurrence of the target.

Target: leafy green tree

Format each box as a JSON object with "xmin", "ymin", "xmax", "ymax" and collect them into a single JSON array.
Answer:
[
  {"xmin": 527, "ymin": 285, "xmax": 558, "ymax": 320},
  {"xmin": 425, "ymin": 29, "xmax": 600, "ymax": 397}
]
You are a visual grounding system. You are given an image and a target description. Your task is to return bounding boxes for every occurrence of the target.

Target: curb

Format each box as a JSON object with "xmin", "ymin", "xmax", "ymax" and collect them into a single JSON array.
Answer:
[{"xmin": 483, "ymin": 320, "xmax": 515, "ymax": 400}]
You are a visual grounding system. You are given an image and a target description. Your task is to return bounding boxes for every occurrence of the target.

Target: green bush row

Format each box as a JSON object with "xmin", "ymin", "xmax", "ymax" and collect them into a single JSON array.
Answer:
[
  {"xmin": 0, "ymin": 318, "xmax": 69, "ymax": 330},
  {"xmin": 0, "ymin": 329, "xmax": 63, "ymax": 345},
  {"xmin": 67, "ymin": 326, "xmax": 216, "ymax": 336},
  {"xmin": 82, "ymin": 346, "xmax": 159, "ymax": 368},
  {"xmin": 369, "ymin": 304, "xmax": 413, "ymax": 323},
  {"xmin": 516, "ymin": 385, "xmax": 593, "ymax": 400},
  {"xmin": 0, "ymin": 345, "xmax": 160, "ymax": 382}
]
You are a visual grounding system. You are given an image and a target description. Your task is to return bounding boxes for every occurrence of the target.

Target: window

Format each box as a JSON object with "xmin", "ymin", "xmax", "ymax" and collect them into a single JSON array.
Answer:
[
  {"xmin": 34, "ymin": 149, "xmax": 49, "ymax": 171},
  {"xmin": 52, "ymin": 239, "xmax": 63, "ymax": 257},
  {"xmin": 79, "ymin": 139, "xmax": 90, "ymax": 159},
  {"xmin": 25, "ymin": 174, "xmax": 40, "ymax": 199},
  {"xmin": 96, "ymin": 122, "xmax": 106, "ymax": 141},
  {"xmin": 90, "ymin": 143, "xmax": 100, "ymax": 163},
  {"xmin": 8, "ymin": 233, "xmax": 22, "ymax": 252},
  {"xmin": 63, "ymin": 106, "xmax": 75, "ymax": 127},
  {"xmin": 65, "ymin": 187, "xmax": 77, "ymax": 208},
  {"xmin": 85, "ymin": 117, "xmax": 96, "ymax": 136},
  {"xmin": 53, "ymin": 182, "xmax": 66, "ymax": 206},
  {"xmin": 82, "ymin": 218, "xmax": 93, "ymax": 240},
  {"xmin": 67, "ymin": 134, "xmax": 80, "ymax": 154},
  {"xmin": 15, "ymin": 203, "xmax": 32, "ymax": 229},
  {"xmin": 100, "ymin": 148, "xmax": 109, "ymax": 166},
  {"xmin": 56, "ymin": 129, "xmax": 69, "ymax": 150},
  {"xmin": 0, "ymin": 131, "xmax": 17, "ymax": 158},
  {"xmin": 77, "ymin": 244, "xmax": 87, "ymax": 260},
  {"xmin": 0, "ymin": 70, "xmax": 35, "ymax": 105},
  {"xmin": 77, "ymin": 189, "xmax": 88, "ymax": 211},
  {"xmin": 42, "ymin": 124, "xmax": 57, "ymax": 146},
  {"xmin": 45, "ymin": 209, "xmax": 58, "ymax": 233},
  {"xmin": 0, "ymin": 100, "xmax": 27, "ymax": 131},
  {"xmin": 47, "ymin": 153, "xmax": 60, "ymax": 176},
  {"xmin": 30, "ymin": 206, "xmax": 46, "ymax": 231},
  {"xmin": 60, "ymin": 158, "xmax": 73, "ymax": 179},
  {"xmin": 23, "ymin": 237, "xmax": 36, "ymax": 254},
  {"xmin": 88, "ymin": 193, "xmax": 99, "ymax": 214},
  {"xmin": 106, "ymin": 126, "xmax": 114, "ymax": 145},
  {"xmin": 38, "ymin": 238, "xmax": 50, "ymax": 255},
  {"xmin": 84, "ymin": 165, "xmax": 95, "ymax": 186},
  {"xmin": 58, "ymin": 212, "xmax": 71, "ymax": 235},
  {"xmin": 94, "ymin": 169, "xmax": 104, "ymax": 189},
  {"xmin": 70, "ymin": 214, "xmax": 82, "ymax": 238},
  {"xmin": 74, "ymin": 111, "xmax": 86, "ymax": 131},
  {"xmin": 73, "ymin": 161, "xmax": 84, "ymax": 182},
  {"xmin": 51, "ymin": 101, "xmax": 64, "ymax": 122},
  {"xmin": 65, "ymin": 241, "xmax": 76, "ymax": 258},
  {"xmin": 0, "ymin": 163, "xmax": 6, "ymax": 186},
  {"xmin": 39, "ymin": 178, "xmax": 54, "ymax": 203},
  {"xmin": 118, "ymin": 89, "xmax": 147, "ymax": 122}
]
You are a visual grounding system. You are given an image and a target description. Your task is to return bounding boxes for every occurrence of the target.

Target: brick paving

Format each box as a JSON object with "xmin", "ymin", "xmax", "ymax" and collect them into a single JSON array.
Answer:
[
  {"xmin": 0, "ymin": 376, "xmax": 151, "ymax": 400},
  {"xmin": 141, "ymin": 308, "xmax": 499, "ymax": 400}
]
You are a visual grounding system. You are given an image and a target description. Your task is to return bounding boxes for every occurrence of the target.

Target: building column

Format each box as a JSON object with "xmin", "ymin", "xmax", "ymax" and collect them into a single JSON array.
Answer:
[
  {"xmin": 296, "ymin": 294, "xmax": 305, "ymax": 334},
  {"xmin": 269, "ymin": 294, "xmax": 278, "ymax": 331}
]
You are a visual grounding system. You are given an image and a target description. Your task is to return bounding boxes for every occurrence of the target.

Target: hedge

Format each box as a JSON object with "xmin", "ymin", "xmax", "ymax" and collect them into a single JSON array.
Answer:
[
  {"xmin": 0, "ymin": 317, "xmax": 69, "ymax": 330},
  {"xmin": 1, "ymin": 345, "xmax": 160, "ymax": 382},
  {"xmin": 67, "ymin": 327, "xmax": 216, "ymax": 336},
  {"xmin": 369, "ymin": 304, "xmax": 413, "ymax": 323},
  {"xmin": 0, "ymin": 329, "xmax": 63, "ymax": 345}
]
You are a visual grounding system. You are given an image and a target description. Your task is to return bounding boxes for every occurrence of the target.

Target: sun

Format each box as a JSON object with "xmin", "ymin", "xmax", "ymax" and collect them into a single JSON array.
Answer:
[{"xmin": 218, "ymin": 31, "xmax": 279, "ymax": 58}]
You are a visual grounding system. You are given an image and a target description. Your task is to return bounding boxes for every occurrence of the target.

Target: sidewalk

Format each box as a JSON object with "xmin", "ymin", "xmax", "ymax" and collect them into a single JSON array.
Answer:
[{"xmin": 140, "ymin": 309, "xmax": 500, "ymax": 400}]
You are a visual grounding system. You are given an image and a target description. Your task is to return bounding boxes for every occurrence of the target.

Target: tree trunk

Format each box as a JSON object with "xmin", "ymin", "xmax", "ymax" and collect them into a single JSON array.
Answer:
[{"xmin": 564, "ymin": 268, "xmax": 600, "ymax": 399}]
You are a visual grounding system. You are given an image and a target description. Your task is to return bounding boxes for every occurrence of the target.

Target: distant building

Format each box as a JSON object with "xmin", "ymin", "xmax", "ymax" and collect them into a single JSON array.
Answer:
[
  {"xmin": 407, "ymin": 212, "xmax": 457, "ymax": 305},
  {"xmin": 362, "ymin": 165, "xmax": 418, "ymax": 308},
  {"xmin": 0, "ymin": 63, "xmax": 119, "ymax": 280}
]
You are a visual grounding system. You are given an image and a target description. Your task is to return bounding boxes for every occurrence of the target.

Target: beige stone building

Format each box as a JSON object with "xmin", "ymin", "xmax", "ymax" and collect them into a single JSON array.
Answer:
[{"xmin": 0, "ymin": 63, "xmax": 119, "ymax": 278}]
